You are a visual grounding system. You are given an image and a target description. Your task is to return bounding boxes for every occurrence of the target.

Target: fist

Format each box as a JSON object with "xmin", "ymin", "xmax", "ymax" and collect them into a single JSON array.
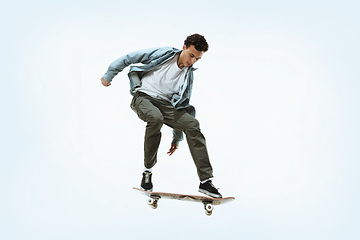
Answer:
[{"xmin": 101, "ymin": 77, "xmax": 111, "ymax": 87}]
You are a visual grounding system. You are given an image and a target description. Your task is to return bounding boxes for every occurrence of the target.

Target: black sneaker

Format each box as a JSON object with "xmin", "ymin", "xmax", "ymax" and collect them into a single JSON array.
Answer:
[
  {"xmin": 199, "ymin": 180, "xmax": 222, "ymax": 198},
  {"xmin": 141, "ymin": 171, "xmax": 153, "ymax": 191}
]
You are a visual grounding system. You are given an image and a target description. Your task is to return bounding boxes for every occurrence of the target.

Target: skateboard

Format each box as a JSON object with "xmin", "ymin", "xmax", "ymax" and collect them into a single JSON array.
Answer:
[{"xmin": 133, "ymin": 187, "xmax": 235, "ymax": 216}]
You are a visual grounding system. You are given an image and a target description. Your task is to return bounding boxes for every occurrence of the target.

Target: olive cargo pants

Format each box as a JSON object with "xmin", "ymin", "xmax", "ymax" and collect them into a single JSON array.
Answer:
[{"xmin": 130, "ymin": 91, "xmax": 213, "ymax": 182}]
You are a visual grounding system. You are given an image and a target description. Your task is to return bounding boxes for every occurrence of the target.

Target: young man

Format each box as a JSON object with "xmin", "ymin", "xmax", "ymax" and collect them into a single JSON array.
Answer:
[{"xmin": 100, "ymin": 34, "xmax": 222, "ymax": 198}]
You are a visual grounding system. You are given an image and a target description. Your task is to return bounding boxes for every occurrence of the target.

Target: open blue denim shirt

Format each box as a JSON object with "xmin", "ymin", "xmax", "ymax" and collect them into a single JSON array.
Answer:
[{"xmin": 102, "ymin": 47, "xmax": 198, "ymax": 145}]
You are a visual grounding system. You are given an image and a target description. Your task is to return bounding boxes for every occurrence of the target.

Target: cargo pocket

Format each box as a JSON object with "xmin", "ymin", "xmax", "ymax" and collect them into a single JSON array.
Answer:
[{"xmin": 132, "ymin": 97, "xmax": 154, "ymax": 122}]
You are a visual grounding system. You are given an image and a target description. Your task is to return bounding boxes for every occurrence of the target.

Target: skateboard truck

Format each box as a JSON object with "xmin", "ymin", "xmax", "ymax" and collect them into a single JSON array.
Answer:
[
  {"xmin": 203, "ymin": 201, "xmax": 214, "ymax": 216},
  {"xmin": 147, "ymin": 195, "xmax": 161, "ymax": 209}
]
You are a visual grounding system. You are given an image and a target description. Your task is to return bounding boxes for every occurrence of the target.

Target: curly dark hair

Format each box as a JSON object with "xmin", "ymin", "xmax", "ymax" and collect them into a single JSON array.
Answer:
[{"xmin": 184, "ymin": 34, "xmax": 209, "ymax": 52}]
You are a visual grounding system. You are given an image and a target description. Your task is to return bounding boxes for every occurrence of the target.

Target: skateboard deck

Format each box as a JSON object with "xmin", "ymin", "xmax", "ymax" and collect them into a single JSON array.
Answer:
[{"xmin": 133, "ymin": 187, "xmax": 235, "ymax": 216}]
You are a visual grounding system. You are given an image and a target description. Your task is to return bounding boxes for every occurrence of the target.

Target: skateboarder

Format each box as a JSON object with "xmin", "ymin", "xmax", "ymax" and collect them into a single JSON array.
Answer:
[{"xmin": 100, "ymin": 34, "xmax": 222, "ymax": 198}]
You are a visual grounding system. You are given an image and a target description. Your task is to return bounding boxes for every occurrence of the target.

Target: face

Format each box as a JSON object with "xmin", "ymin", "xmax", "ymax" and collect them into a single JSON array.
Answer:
[{"xmin": 178, "ymin": 45, "xmax": 205, "ymax": 68}]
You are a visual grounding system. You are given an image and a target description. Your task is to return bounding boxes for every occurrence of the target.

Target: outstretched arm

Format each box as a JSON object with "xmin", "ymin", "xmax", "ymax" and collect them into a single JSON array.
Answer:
[{"xmin": 102, "ymin": 47, "xmax": 175, "ymax": 83}]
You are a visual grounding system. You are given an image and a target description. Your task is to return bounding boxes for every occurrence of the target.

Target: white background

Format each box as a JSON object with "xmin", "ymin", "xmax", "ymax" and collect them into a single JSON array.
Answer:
[{"xmin": 1, "ymin": 0, "xmax": 359, "ymax": 239}]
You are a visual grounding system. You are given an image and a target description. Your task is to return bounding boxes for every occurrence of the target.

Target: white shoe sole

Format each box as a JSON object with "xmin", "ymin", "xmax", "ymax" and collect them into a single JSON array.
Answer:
[{"xmin": 141, "ymin": 187, "xmax": 153, "ymax": 192}]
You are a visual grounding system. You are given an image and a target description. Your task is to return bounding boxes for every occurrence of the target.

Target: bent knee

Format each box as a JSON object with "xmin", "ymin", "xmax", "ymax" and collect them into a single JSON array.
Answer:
[
  {"xmin": 186, "ymin": 118, "xmax": 200, "ymax": 130},
  {"xmin": 147, "ymin": 111, "xmax": 164, "ymax": 126}
]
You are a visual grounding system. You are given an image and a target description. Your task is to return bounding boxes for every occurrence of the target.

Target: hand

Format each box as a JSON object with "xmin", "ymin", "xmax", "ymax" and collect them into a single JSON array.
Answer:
[
  {"xmin": 101, "ymin": 77, "xmax": 111, "ymax": 87},
  {"xmin": 167, "ymin": 144, "xmax": 178, "ymax": 156}
]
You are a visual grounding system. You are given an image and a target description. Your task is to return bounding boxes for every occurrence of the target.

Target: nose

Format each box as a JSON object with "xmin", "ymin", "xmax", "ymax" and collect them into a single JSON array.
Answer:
[{"xmin": 191, "ymin": 57, "xmax": 197, "ymax": 64}]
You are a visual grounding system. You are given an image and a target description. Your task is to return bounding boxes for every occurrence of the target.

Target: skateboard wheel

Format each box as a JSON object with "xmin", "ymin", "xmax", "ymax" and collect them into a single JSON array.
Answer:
[
  {"xmin": 147, "ymin": 198, "xmax": 158, "ymax": 209},
  {"xmin": 204, "ymin": 203, "xmax": 213, "ymax": 216},
  {"xmin": 147, "ymin": 198, "xmax": 155, "ymax": 206},
  {"xmin": 205, "ymin": 210, "xmax": 213, "ymax": 216},
  {"xmin": 205, "ymin": 203, "xmax": 213, "ymax": 212}
]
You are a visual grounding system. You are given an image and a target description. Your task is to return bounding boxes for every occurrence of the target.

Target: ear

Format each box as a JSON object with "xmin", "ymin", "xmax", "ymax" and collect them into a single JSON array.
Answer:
[{"xmin": 182, "ymin": 45, "xmax": 187, "ymax": 51}]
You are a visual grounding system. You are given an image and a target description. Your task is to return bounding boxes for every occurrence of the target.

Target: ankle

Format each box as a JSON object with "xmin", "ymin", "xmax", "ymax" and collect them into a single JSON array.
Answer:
[
  {"xmin": 200, "ymin": 178, "xmax": 213, "ymax": 184},
  {"xmin": 144, "ymin": 167, "xmax": 152, "ymax": 173}
]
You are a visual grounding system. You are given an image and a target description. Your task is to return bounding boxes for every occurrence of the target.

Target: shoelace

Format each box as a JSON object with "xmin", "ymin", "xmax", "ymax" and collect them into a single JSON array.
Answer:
[
  {"xmin": 209, "ymin": 181, "xmax": 220, "ymax": 190},
  {"xmin": 144, "ymin": 172, "xmax": 151, "ymax": 183}
]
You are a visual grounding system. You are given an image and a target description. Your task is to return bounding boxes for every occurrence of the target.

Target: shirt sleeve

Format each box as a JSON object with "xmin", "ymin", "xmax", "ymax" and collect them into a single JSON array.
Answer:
[
  {"xmin": 171, "ymin": 129, "xmax": 184, "ymax": 146},
  {"xmin": 102, "ymin": 47, "xmax": 174, "ymax": 82}
]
